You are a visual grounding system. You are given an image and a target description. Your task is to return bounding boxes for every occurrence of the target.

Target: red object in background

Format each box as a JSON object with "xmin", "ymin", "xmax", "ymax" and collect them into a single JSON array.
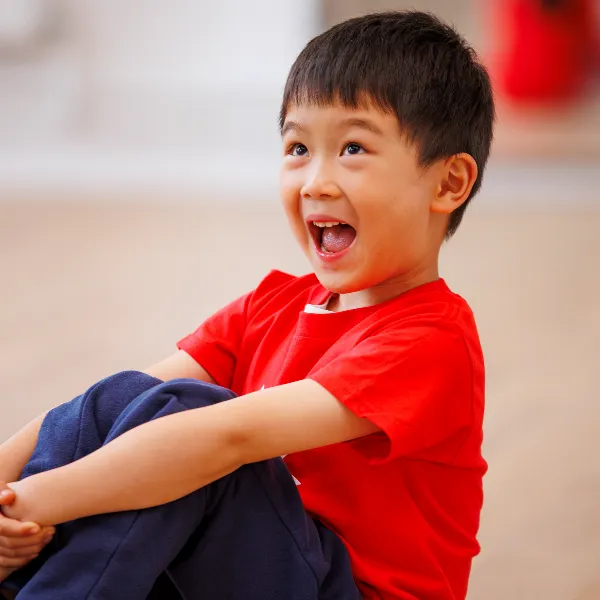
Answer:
[{"xmin": 494, "ymin": 0, "xmax": 597, "ymax": 102}]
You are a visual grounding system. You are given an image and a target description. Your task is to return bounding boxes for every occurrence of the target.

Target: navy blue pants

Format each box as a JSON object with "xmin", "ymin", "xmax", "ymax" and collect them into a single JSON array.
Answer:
[{"xmin": 2, "ymin": 372, "xmax": 360, "ymax": 600}]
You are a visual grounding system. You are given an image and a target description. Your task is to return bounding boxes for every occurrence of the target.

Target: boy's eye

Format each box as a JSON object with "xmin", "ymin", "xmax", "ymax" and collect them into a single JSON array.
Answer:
[
  {"xmin": 343, "ymin": 143, "xmax": 364, "ymax": 156},
  {"xmin": 290, "ymin": 144, "xmax": 309, "ymax": 157}
]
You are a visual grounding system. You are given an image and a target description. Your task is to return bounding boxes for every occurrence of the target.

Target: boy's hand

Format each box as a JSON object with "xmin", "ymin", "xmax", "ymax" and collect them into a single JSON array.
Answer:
[{"xmin": 0, "ymin": 483, "xmax": 54, "ymax": 579}]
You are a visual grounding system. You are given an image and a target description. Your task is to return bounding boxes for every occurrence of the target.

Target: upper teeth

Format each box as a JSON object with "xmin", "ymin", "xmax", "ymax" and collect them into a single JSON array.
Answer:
[{"xmin": 313, "ymin": 221, "xmax": 340, "ymax": 227}]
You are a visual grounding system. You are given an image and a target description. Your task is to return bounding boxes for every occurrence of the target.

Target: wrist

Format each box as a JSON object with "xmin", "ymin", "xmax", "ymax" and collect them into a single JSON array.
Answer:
[
  {"xmin": 3, "ymin": 478, "xmax": 50, "ymax": 526},
  {"xmin": 2, "ymin": 481, "xmax": 27, "ymax": 521}
]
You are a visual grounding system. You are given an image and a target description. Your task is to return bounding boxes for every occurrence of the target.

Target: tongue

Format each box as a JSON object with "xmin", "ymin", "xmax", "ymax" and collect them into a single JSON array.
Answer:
[{"xmin": 322, "ymin": 225, "xmax": 356, "ymax": 253}]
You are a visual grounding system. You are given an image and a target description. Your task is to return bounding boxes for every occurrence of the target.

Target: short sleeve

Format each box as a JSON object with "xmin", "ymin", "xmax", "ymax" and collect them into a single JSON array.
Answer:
[
  {"xmin": 176, "ymin": 270, "xmax": 298, "ymax": 389},
  {"xmin": 309, "ymin": 322, "xmax": 474, "ymax": 464},
  {"xmin": 177, "ymin": 292, "xmax": 251, "ymax": 388}
]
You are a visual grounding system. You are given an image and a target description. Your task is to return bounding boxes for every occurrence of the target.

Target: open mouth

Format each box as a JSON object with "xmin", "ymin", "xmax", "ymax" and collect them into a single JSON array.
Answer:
[{"xmin": 307, "ymin": 220, "xmax": 357, "ymax": 256}]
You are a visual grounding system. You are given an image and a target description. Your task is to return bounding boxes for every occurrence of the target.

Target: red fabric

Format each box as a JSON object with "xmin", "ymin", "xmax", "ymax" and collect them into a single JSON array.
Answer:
[{"xmin": 178, "ymin": 271, "xmax": 486, "ymax": 600}]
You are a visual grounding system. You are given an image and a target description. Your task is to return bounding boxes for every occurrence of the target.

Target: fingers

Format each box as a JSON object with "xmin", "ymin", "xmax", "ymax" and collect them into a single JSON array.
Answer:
[
  {"xmin": 0, "ymin": 553, "xmax": 39, "ymax": 569},
  {"xmin": 0, "ymin": 510, "xmax": 54, "ymax": 576},
  {"xmin": 0, "ymin": 528, "xmax": 53, "ymax": 550},
  {"xmin": 0, "ymin": 523, "xmax": 53, "ymax": 572},
  {"xmin": 0, "ymin": 514, "xmax": 42, "ymax": 537},
  {"xmin": 0, "ymin": 542, "xmax": 43, "ymax": 558}
]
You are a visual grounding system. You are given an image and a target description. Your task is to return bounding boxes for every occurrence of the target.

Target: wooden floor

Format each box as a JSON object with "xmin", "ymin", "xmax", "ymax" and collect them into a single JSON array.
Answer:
[{"xmin": 1, "ymin": 201, "xmax": 599, "ymax": 599}]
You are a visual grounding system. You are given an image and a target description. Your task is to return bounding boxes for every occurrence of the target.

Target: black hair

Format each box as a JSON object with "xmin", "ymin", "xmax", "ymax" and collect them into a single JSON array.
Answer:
[{"xmin": 280, "ymin": 11, "xmax": 495, "ymax": 237}]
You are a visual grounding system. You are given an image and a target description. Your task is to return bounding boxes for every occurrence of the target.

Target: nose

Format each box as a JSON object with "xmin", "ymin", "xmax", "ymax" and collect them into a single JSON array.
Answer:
[{"xmin": 300, "ymin": 160, "xmax": 340, "ymax": 200}]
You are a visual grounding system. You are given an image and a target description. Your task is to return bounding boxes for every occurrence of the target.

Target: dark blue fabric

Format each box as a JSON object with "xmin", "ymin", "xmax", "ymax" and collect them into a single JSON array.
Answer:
[{"xmin": 2, "ymin": 372, "xmax": 360, "ymax": 600}]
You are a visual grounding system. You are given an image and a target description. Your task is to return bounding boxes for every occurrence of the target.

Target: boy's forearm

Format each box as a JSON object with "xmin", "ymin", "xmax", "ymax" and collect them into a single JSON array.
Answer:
[
  {"xmin": 3, "ymin": 380, "xmax": 370, "ymax": 527},
  {"xmin": 5, "ymin": 403, "xmax": 244, "ymax": 526},
  {"xmin": 0, "ymin": 414, "xmax": 46, "ymax": 482}
]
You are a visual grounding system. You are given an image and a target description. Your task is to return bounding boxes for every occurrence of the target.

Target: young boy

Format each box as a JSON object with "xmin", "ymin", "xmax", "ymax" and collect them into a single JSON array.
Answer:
[{"xmin": 0, "ymin": 10, "xmax": 494, "ymax": 600}]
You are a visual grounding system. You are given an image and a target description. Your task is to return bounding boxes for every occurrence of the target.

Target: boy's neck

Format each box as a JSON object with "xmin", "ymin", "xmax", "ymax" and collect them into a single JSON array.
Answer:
[{"xmin": 327, "ymin": 264, "xmax": 440, "ymax": 312}]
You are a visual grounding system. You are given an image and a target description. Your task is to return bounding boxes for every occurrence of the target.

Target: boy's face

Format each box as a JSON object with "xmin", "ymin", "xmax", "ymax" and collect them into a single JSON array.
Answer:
[{"xmin": 280, "ymin": 100, "xmax": 443, "ymax": 298}]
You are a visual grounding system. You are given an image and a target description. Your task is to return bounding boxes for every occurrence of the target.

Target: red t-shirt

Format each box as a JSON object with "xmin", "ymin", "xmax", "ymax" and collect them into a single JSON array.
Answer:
[{"xmin": 178, "ymin": 271, "xmax": 486, "ymax": 600}]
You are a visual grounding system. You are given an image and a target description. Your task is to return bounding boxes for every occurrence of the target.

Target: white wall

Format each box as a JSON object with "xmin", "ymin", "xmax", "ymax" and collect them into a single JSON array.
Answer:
[{"xmin": 0, "ymin": 0, "xmax": 320, "ymax": 200}]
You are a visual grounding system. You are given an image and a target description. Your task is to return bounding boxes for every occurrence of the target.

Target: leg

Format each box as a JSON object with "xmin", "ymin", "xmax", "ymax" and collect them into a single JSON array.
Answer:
[
  {"xmin": 166, "ymin": 457, "xmax": 361, "ymax": 600},
  {"xmin": 5, "ymin": 374, "xmax": 360, "ymax": 600},
  {"xmin": 1, "ymin": 371, "xmax": 165, "ymax": 596},
  {"xmin": 4, "ymin": 372, "xmax": 225, "ymax": 599}
]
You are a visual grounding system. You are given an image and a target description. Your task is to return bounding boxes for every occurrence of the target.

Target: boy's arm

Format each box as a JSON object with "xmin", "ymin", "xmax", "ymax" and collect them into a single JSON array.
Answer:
[
  {"xmin": 4, "ymin": 380, "xmax": 379, "ymax": 526},
  {"xmin": 143, "ymin": 350, "xmax": 216, "ymax": 384},
  {"xmin": 0, "ymin": 415, "xmax": 46, "ymax": 484},
  {"xmin": 0, "ymin": 350, "xmax": 212, "ymax": 558},
  {"xmin": 0, "ymin": 417, "xmax": 55, "ymax": 569},
  {"xmin": 0, "ymin": 350, "xmax": 210, "ymax": 483}
]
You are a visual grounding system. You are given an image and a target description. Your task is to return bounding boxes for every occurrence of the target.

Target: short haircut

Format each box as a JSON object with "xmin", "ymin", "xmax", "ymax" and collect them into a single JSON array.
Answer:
[{"xmin": 280, "ymin": 11, "xmax": 495, "ymax": 237}]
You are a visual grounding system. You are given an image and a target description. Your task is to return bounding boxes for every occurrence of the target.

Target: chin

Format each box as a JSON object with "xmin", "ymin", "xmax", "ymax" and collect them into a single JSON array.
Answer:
[{"xmin": 312, "ymin": 267, "xmax": 368, "ymax": 295}]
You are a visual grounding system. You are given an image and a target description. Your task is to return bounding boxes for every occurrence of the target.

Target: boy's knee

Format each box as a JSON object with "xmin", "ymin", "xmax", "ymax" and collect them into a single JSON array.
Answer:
[{"xmin": 156, "ymin": 379, "xmax": 237, "ymax": 410}]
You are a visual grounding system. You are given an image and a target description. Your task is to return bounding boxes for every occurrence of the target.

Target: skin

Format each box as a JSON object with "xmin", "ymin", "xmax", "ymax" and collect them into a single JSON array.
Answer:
[
  {"xmin": 0, "ymin": 98, "xmax": 477, "ymax": 583},
  {"xmin": 280, "ymin": 99, "xmax": 477, "ymax": 310}
]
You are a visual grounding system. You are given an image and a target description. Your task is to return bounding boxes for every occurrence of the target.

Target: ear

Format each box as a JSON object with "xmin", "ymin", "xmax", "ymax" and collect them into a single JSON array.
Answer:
[{"xmin": 430, "ymin": 153, "xmax": 478, "ymax": 215}]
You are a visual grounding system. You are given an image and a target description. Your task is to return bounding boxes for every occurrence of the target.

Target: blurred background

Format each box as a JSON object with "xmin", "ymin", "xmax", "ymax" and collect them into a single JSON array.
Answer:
[{"xmin": 1, "ymin": 1, "xmax": 599, "ymax": 598}]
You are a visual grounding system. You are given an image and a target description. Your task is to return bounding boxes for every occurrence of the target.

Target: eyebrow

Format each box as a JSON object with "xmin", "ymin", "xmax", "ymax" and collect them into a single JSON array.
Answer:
[
  {"xmin": 280, "ymin": 121, "xmax": 305, "ymax": 137},
  {"xmin": 281, "ymin": 117, "xmax": 384, "ymax": 137},
  {"xmin": 338, "ymin": 118, "xmax": 384, "ymax": 136}
]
